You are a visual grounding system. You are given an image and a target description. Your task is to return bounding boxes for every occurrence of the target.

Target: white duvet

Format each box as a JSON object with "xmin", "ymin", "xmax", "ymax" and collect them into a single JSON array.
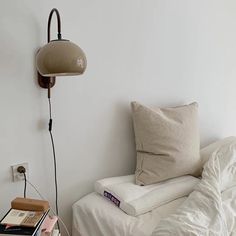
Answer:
[{"xmin": 152, "ymin": 139, "xmax": 236, "ymax": 236}]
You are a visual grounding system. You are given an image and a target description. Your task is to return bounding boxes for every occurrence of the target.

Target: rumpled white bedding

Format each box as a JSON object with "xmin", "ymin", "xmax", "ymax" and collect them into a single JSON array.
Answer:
[{"xmin": 152, "ymin": 139, "xmax": 236, "ymax": 236}]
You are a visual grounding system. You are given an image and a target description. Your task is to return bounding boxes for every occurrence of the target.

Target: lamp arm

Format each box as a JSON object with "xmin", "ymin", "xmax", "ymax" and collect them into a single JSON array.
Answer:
[{"xmin": 47, "ymin": 8, "xmax": 62, "ymax": 43}]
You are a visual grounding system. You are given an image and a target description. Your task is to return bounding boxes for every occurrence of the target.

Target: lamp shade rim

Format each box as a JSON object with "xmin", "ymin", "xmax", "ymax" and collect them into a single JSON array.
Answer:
[{"xmin": 42, "ymin": 72, "xmax": 85, "ymax": 77}]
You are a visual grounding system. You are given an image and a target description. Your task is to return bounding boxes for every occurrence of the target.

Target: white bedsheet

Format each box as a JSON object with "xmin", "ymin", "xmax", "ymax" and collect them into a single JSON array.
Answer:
[{"xmin": 72, "ymin": 192, "xmax": 186, "ymax": 236}]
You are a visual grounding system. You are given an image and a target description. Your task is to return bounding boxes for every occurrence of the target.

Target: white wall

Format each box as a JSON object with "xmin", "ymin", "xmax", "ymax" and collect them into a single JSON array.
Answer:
[{"xmin": 1, "ymin": 0, "xmax": 236, "ymax": 234}]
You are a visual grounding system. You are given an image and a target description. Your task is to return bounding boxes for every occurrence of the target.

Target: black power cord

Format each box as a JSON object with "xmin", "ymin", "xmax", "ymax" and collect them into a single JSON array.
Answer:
[
  {"xmin": 23, "ymin": 173, "xmax": 27, "ymax": 198},
  {"xmin": 48, "ymin": 97, "xmax": 60, "ymax": 232},
  {"xmin": 17, "ymin": 166, "xmax": 27, "ymax": 198}
]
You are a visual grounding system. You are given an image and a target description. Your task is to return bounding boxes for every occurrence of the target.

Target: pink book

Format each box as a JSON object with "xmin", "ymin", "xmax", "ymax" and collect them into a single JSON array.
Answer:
[{"xmin": 41, "ymin": 215, "xmax": 58, "ymax": 235}]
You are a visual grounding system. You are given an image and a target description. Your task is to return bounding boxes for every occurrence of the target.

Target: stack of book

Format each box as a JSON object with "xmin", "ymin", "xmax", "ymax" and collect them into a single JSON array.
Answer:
[
  {"xmin": 0, "ymin": 198, "xmax": 53, "ymax": 236},
  {"xmin": 0, "ymin": 209, "xmax": 49, "ymax": 236}
]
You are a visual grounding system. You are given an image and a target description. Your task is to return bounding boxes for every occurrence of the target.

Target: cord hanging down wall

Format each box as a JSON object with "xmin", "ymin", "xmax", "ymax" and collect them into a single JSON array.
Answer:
[{"xmin": 47, "ymin": 97, "xmax": 60, "ymax": 232}]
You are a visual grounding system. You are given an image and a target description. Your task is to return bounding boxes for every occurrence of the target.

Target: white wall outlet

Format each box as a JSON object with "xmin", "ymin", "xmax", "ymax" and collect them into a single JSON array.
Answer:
[{"xmin": 11, "ymin": 163, "xmax": 29, "ymax": 182}]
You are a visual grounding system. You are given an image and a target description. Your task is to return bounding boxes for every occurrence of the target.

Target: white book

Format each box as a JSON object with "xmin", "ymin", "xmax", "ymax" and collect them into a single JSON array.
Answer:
[{"xmin": 1, "ymin": 209, "xmax": 44, "ymax": 227}]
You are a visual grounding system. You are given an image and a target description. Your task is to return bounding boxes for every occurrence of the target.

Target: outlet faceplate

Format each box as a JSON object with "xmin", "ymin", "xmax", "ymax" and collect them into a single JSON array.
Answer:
[{"xmin": 11, "ymin": 163, "xmax": 29, "ymax": 182}]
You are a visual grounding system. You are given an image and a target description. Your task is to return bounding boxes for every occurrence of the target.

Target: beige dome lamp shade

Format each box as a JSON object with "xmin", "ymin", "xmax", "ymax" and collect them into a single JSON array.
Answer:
[{"xmin": 36, "ymin": 8, "xmax": 87, "ymax": 98}]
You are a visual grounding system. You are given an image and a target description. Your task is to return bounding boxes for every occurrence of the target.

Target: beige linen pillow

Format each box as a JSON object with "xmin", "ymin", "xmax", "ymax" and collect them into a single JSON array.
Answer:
[{"xmin": 131, "ymin": 102, "xmax": 201, "ymax": 185}]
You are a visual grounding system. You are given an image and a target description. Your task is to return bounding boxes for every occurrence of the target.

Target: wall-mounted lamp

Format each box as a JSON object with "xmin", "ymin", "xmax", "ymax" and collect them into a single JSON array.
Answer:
[
  {"xmin": 36, "ymin": 8, "xmax": 87, "ymax": 98},
  {"xmin": 35, "ymin": 8, "xmax": 87, "ymax": 233}
]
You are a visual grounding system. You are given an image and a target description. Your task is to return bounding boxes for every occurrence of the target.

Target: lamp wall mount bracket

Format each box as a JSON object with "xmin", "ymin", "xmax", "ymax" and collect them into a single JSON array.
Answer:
[
  {"xmin": 38, "ymin": 72, "xmax": 55, "ymax": 98},
  {"xmin": 38, "ymin": 72, "xmax": 56, "ymax": 89}
]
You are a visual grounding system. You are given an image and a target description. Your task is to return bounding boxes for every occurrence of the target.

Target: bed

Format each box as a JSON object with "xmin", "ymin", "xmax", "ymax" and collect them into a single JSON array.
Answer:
[
  {"xmin": 72, "ymin": 99, "xmax": 236, "ymax": 236},
  {"xmin": 72, "ymin": 192, "xmax": 187, "ymax": 236},
  {"xmin": 72, "ymin": 174, "xmax": 199, "ymax": 236},
  {"xmin": 72, "ymin": 137, "xmax": 236, "ymax": 236}
]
